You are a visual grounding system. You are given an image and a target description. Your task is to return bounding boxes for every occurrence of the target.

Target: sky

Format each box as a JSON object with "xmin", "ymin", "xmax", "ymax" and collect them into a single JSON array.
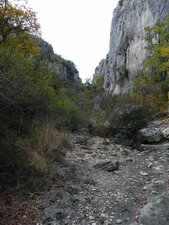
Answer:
[{"xmin": 28, "ymin": 0, "xmax": 119, "ymax": 82}]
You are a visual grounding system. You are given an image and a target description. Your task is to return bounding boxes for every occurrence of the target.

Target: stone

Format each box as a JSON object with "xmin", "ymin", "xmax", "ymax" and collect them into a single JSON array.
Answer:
[
  {"xmin": 139, "ymin": 128, "xmax": 163, "ymax": 143},
  {"xmin": 161, "ymin": 127, "xmax": 169, "ymax": 139},
  {"xmin": 140, "ymin": 194, "xmax": 169, "ymax": 225},
  {"xmin": 129, "ymin": 223, "xmax": 138, "ymax": 225},
  {"xmin": 103, "ymin": 138, "xmax": 110, "ymax": 145},
  {"xmin": 140, "ymin": 171, "xmax": 148, "ymax": 176},
  {"xmin": 93, "ymin": 160, "xmax": 119, "ymax": 172},
  {"xmin": 117, "ymin": 219, "xmax": 122, "ymax": 224}
]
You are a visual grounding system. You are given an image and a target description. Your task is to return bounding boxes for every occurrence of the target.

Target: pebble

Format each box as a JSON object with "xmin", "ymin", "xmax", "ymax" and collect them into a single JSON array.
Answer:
[
  {"xmin": 89, "ymin": 216, "xmax": 95, "ymax": 220},
  {"xmin": 101, "ymin": 213, "xmax": 107, "ymax": 218},
  {"xmin": 117, "ymin": 219, "xmax": 122, "ymax": 224},
  {"xmin": 140, "ymin": 171, "xmax": 148, "ymax": 176}
]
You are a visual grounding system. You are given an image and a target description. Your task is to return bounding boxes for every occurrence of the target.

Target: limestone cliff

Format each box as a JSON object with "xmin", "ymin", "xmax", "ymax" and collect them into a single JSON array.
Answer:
[
  {"xmin": 33, "ymin": 37, "xmax": 81, "ymax": 83},
  {"xmin": 94, "ymin": 0, "xmax": 169, "ymax": 95}
]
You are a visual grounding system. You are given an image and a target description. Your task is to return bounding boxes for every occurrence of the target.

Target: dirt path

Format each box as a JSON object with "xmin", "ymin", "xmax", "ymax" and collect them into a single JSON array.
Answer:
[{"xmin": 39, "ymin": 134, "xmax": 169, "ymax": 225}]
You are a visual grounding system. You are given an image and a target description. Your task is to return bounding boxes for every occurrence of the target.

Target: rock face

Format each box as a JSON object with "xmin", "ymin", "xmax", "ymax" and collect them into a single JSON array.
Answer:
[
  {"xmin": 34, "ymin": 37, "xmax": 81, "ymax": 83},
  {"xmin": 94, "ymin": 0, "xmax": 169, "ymax": 95}
]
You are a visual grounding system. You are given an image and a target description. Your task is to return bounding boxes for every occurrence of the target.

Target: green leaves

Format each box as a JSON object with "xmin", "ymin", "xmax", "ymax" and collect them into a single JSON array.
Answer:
[{"xmin": 144, "ymin": 15, "xmax": 169, "ymax": 80}]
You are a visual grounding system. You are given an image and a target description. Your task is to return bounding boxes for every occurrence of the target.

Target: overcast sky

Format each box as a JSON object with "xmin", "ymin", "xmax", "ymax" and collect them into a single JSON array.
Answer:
[{"xmin": 28, "ymin": 0, "xmax": 119, "ymax": 82}]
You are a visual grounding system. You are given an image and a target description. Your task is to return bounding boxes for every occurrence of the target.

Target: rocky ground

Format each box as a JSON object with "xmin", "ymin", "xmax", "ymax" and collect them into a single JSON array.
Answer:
[{"xmin": 38, "ymin": 120, "xmax": 169, "ymax": 225}]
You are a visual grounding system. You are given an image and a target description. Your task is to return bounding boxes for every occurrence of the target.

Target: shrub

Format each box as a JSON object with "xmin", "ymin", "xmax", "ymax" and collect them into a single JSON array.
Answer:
[
  {"xmin": 0, "ymin": 121, "xmax": 70, "ymax": 190},
  {"xmin": 0, "ymin": 136, "xmax": 32, "ymax": 188},
  {"xmin": 17, "ymin": 121, "xmax": 69, "ymax": 164},
  {"xmin": 0, "ymin": 46, "xmax": 56, "ymax": 132},
  {"xmin": 93, "ymin": 94, "xmax": 155, "ymax": 139}
]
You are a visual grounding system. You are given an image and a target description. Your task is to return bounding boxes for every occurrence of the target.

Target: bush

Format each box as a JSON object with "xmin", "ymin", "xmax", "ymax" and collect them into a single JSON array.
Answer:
[
  {"xmin": 0, "ymin": 46, "xmax": 56, "ymax": 132},
  {"xmin": 0, "ymin": 136, "xmax": 33, "ymax": 188},
  {"xmin": 17, "ymin": 121, "xmax": 69, "ymax": 164},
  {"xmin": 0, "ymin": 121, "xmax": 70, "ymax": 191},
  {"xmin": 92, "ymin": 94, "xmax": 155, "ymax": 139}
]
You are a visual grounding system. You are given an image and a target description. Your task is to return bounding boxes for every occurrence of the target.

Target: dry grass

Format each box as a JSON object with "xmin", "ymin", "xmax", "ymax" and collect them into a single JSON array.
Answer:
[
  {"xmin": 0, "ymin": 120, "xmax": 70, "ymax": 190},
  {"xmin": 16, "ymin": 121, "xmax": 70, "ymax": 173}
]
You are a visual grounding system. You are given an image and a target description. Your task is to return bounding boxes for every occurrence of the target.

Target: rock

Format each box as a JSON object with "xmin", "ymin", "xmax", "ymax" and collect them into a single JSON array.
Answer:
[
  {"xmin": 129, "ymin": 223, "xmax": 138, "ymax": 225},
  {"xmin": 140, "ymin": 171, "xmax": 148, "ymax": 176},
  {"xmin": 93, "ymin": 0, "xmax": 169, "ymax": 96},
  {"xmin": 89, "ymin": 216, "xmax": 95, "ymax": 220},
  {"xmin": 161, "ymin": 127, "xmax": 169, "ymax": 139},
  {"xmin": 122, "ymin": 150, "xmax": 129, "ymax": 156},
  {"xmin": 117, "ymin": 219, "xmax": 122, "ymax": 224},
  {"xmin": 140, "ymin": 194, "xmax": 169, "ymax": 225},
  {"xmin": 94, "ymin": 160, "xmax": 119, "ymax": 172},
  {"xmin": 103, "ymin": 138, "xmax": 110, "ymax": 145},
  {"xmin": 126, "ymin": 157, "xmax": 133, "ymax": 162},
  {"xmin": 143, "ymin": 183, "xmax": 153, "ymax": 191},
  {"xmin": 139, "ymin": 128, "xmax": 163, "ymax": 143}
]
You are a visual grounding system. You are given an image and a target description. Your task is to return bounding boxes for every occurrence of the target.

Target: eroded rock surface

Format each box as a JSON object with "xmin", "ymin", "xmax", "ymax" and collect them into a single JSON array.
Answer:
[{"xmin": 94, "ymin": 0, "xmax": 169, "ymax": 95}]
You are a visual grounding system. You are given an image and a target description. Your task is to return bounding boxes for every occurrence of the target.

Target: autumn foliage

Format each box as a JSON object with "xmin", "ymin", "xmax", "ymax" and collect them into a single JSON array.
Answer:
[
  {"xmin": 0, "ymin": 0, "xmax": 40, "ymax": 54},
  {"xmin": 133, "ymin": 15, "xmax": 169, "ymax": 114}
]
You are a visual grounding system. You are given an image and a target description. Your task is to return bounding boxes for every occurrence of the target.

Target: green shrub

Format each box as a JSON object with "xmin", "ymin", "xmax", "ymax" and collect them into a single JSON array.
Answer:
[
  {"xmin": 93, "ymin": 94, "xmax": 155, "ymax": 139},
  {"xmin": 0, "ymin": 46, "xmax": 56, "ymax": 131}
]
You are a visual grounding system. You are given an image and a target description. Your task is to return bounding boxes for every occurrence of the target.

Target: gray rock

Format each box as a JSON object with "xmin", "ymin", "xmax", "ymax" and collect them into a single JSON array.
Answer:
[
  {"xmin": 94, "ymin": 160, "xmax": 119, "ymax": 172},
  {"xmin": 139, "ymin": 128, "xmax": 163, "ymax": 143},
  {"xmin": 161, "ymin": 127, "xmax": 169, "ymax": 139},
  {"xmin": 93, "ymin": 0, "xmax": 169, "ymax": 96},
  {"xmin": 129, "ymin": 223, "xmax": 138, "ymax": 225},
  {"xmin": 140, "ymin": 194, "xmax": 169, "ymax": 225}
]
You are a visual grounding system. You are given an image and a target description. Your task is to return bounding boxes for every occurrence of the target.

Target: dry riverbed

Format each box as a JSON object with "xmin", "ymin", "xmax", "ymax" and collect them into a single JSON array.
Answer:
[{"xmin": 38, "ymin": 132, "xmax": 169, "ymax": 225}]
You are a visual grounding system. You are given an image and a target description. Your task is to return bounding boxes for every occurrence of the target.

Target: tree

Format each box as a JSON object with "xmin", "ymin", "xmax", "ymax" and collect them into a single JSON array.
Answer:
[
  {"xmin": 144, "ymin": 15, "xmax": 169, "ymax": 82},
  {"xmin": 0, "ymin": 0, "xmax": 40, "ymax": 54},
  {"xmin": 131, "ymin": 16, "xmax": 169, "ymax": 113},
  {"xmin": 0, "ymin": 45, "xmax": 56, "ymax": 130}
]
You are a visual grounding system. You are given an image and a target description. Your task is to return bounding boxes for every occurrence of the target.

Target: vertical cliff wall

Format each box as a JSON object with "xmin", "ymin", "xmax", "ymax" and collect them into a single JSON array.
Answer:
[{"xmin": 94, "ymin": 0, "xmax": 169, "ymax": 95}]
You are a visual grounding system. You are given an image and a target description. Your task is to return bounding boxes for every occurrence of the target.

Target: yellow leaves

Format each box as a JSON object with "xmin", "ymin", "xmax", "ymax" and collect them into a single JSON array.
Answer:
[
  {"xmin": 0, "ymin": 0, "xmax": 41, "ymax": 48},
  {"xmin": 161, "ymin": 46, "xmax": 169, "ymax": 57},
  {"xmin": 140, "ymin": 78, "xmax": 148, "ymax": 87},
  {"xmin": 4, "ymin": 34, "xmax": 39, "ymax": 55},
  {"xmin": 159, "ymin": 46, "xmax": 169, "ymax": 73}
]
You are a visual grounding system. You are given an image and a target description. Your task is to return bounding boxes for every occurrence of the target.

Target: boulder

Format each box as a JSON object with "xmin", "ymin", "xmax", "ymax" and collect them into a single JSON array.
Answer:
[
  {"xmin": 139, "ymin": 128, "xmax": 163, "ymax": 143},
  {"xmin": 140, "ymin": 194, "xmax": 169, "ymax": 225},
  {"xmin": 94, "ymin": 160, "xmax": 119, "ymax": 172},
  {"xmin": 161, "ymin": 127, "xmax": 169, "ymax": 140}
]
